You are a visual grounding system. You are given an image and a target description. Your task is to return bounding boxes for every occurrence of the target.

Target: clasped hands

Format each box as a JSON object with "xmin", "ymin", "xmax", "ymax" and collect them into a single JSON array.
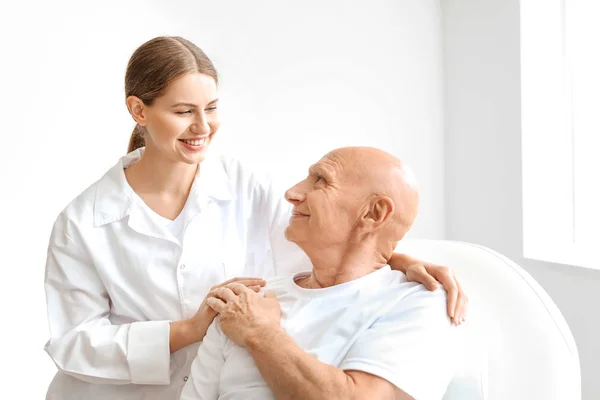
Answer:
[{"xmin": 206, "ymin": 283, "xmax": 282, "ymax": 348}]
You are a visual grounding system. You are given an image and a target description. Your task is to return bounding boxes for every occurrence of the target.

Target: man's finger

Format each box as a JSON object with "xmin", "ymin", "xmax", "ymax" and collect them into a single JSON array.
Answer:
[
  {"xmin": 264, "ymin": 290, "xmax": 277, "ymax": 299},
  {"xmin": 226, "ymin": 282, "xmax": 251, "ymax": 295},
  {"xmin": 213, "ymin": 287, "xmax": 237, "ymax": 303},
  {"xmin": 206, "ymin": 297, "xmax": 227, "ymax": 313}
]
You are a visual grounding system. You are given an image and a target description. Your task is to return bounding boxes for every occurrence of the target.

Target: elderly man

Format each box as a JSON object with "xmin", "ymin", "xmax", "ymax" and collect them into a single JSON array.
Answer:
[{"xmin": 180, "ymin": 147, "xmax": 457, "ymax": 400}]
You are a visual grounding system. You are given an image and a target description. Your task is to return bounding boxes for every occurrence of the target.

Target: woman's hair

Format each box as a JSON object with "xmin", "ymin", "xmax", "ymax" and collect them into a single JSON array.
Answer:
[{"xmin": 125, "ymin": 36, "xmax": 218, "ymax": 153}]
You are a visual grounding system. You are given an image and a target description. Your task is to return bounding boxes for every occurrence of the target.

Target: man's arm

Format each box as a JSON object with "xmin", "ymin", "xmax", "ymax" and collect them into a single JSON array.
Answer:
[
  {"xmin": 209, "ymin": 283, "xmax": 456, "ymax": 400},
  {"xmin": 180, "ymin": 321, "xmax": 226, "ymax": 400},
  {"xmin": 245, "ymin": 327, "xmax": 411, "ymax": 400},
  {"xmin": 208, "ymin": 284, "xmax": 412, "ymax": 400}
]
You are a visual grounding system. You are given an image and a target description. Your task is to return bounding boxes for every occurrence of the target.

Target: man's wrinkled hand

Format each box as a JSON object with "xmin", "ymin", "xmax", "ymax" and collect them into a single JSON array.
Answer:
[{"xmin": 206, "ymin": 283, "xmax": 282, "ymax": 347}]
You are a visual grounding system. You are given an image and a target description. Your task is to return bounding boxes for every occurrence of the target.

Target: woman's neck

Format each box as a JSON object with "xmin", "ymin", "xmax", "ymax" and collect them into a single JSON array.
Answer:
[
  {"xmin": 124, "ymin": 147, "xmax": 199, "ymax": 220},
  {"xmin": 126, "ymin": 146, "xmax": 198, "ymax": 197}
]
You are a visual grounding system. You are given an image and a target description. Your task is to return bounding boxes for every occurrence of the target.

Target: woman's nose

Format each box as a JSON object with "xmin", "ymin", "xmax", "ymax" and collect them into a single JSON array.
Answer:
[{"xmin": 192, "ymin": 114, "xmax": 211, "ymax": 135}]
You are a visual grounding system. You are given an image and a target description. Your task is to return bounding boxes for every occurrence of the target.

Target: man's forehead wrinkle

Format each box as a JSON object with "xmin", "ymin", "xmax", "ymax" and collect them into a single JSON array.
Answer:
[
  {"xmin": 318, "ymin": 148, "xmax": 404, "ymax": 185},
  {"xmin": 318, "ymin": 155, "xmax": 343, "ymax": 176}
]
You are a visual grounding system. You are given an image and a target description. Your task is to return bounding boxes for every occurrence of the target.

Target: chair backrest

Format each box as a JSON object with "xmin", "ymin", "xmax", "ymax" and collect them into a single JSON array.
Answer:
[{"xmin": 395, "ymin": 239, "xmax": 581, "ymax": 400}]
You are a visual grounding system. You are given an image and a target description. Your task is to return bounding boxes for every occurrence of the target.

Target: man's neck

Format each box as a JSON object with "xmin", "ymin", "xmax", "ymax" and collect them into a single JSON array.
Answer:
[{"xmin": 300, "ymin": 241, "xmax": 388, "ymax": 289}]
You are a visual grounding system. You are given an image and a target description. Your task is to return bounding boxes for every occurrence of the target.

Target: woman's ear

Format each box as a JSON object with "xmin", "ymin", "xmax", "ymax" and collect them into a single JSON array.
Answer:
[{"xmin": 126, "ymin": 96, "xmax": 148, "ymax": 126}]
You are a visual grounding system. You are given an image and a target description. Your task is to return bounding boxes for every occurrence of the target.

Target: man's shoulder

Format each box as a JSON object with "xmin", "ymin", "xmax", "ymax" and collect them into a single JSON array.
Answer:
[
  {"xmin": 375, "ymin": 273, "xmax": 450, "ymax": 325},
  {"xmin": 341, "ymin": 276, "xmax": 457, "ymax": 399}
]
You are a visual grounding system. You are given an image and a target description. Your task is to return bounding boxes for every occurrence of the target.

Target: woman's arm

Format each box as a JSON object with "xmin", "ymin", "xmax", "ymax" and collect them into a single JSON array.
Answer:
[
  {"xmin": 388, "ymin": 252, "xmax": 467, "ymax": 325},
  {"xmin": 45, "ymin": 211, "xmax": 267, "ymax": 385},
  {"xmin": 44, "ymin": 214, "xmax": 172, "ymax": 385}
]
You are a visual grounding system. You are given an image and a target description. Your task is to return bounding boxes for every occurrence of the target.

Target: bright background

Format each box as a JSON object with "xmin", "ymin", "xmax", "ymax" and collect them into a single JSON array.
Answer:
[{"xmin": 0, "ymin": 0, "xmax": 597, "ymax": 398}]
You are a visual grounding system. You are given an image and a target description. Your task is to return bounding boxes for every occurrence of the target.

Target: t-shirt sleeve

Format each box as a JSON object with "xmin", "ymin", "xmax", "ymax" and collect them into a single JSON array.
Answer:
[
  {"xmin": 180, "ymin": 321, "xmax": 226, "ymax": 400},
  {"xmin": 339, "ymin": 288, "xmax": 457, "ymax": 400}
]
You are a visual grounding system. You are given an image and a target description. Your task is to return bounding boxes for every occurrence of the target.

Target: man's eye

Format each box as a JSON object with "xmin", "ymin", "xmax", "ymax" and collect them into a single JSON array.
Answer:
[
  {"xmin": 315, "ymin": 175, "xmax": 325, "ymax": 183},
  {"xmin": 206, "ymin": 106, "xmax": 218, "ymax": 112},
  {"xmin": 175, "ymin": 110, "xmax": 192, "ymax": 115}
]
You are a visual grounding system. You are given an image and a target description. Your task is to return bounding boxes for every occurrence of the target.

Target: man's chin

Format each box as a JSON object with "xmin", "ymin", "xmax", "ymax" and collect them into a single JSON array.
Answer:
[
  {"xmin": 284, "ymin": 227, "xmax": 301, "ymax": 244},
  {"xmin": 284, "ymin": 227, "xmax": 293, "ymax": 242}
]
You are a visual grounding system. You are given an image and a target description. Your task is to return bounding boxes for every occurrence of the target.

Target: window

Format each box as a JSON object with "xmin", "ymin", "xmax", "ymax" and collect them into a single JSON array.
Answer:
[{"xmin": 520, "ymin": 0, "xmax": 600, "ymax": 269}]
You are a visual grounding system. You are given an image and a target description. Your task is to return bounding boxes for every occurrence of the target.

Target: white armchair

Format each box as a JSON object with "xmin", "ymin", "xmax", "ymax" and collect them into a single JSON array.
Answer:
[{"xmin": 396, "ymin": 239, "xmax": 581, "ymax": 400}]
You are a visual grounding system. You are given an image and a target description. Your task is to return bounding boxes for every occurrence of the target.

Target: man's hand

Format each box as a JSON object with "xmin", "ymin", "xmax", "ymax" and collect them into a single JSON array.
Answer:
[
  {"xmin": 206, "ymin": 283, "xmax": 282, "ymax": 347},
  {"xmin": 169, "ymin": 277, "xmax": 266, "ymax": 353},
  {"xmin": 198, "ymin": 277, "xmax": 266, "ymax": 321}
]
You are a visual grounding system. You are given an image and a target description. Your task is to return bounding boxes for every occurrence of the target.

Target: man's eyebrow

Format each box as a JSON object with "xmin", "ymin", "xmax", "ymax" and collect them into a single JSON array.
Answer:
[{"xmin": 309, "ymin": 164, "xmax": 333, "ymax": 179}]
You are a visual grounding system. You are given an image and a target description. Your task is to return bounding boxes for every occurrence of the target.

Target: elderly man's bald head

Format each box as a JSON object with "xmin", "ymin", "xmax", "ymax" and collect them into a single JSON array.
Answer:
[
  {"xmin": 322, "ymin": 147, "xmax": 419, "ymax": 232},
  {"xmin": 284, "ymin": 147, "xmax": 419, "ymax": 258}
]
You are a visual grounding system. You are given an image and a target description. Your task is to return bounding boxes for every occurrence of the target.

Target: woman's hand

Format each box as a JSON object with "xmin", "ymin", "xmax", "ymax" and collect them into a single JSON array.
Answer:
[
  {"xmin": 405, "ymin": 262, "xmax": 467, "ymax": 326},
  {"xmin": 169, "ymin": 277, "xmax": 266, "ymax": 353},
  {"xmin": 389, "ymin": 253, "xmax": 468, "ymax": 325}
]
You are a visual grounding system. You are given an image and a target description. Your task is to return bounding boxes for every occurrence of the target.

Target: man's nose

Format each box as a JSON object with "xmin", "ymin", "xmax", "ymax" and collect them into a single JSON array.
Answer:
[{"xmin": 285, "ymin": 182, "xmax": 307, "ymax": 205}]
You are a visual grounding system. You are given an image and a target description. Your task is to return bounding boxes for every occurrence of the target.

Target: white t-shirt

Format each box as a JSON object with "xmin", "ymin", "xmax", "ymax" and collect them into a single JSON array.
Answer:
[{"xmin": 181, "ymin": 266, "xmax": 457, "ymax": 400}]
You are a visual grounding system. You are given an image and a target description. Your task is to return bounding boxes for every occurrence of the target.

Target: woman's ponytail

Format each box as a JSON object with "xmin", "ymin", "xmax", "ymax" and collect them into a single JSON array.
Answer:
[{"xmin": 127, "ymin": 124, "xmax": 146, "ymax": 153}]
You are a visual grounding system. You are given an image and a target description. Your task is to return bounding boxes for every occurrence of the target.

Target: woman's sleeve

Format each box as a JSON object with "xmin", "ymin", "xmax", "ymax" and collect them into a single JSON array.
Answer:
[
  {"xmin": 44, "ymin": 213, "xmax": 171, "ymax": 385},
  {"xmin": 254, "ymin": 175, "xmax": 310, "ymax": 277}
]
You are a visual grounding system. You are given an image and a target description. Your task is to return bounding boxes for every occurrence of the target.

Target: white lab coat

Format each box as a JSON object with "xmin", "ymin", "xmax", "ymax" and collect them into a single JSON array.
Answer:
[{"xmin": 44, "ymin": 148, "xmax": 308, "ymax": 400}]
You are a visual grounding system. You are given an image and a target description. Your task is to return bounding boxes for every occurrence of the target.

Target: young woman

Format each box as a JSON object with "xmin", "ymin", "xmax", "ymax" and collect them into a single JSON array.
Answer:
[{"xmin": 44, "ymin": 36, "xmax": 467, "ymax": 400}]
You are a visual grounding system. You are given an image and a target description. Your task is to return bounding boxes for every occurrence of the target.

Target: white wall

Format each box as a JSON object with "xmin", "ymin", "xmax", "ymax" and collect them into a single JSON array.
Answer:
[
  {"xmin": 0, "ymin": 1, "xmax": 444, "ymax": 398},
  {"xmin": 442, "ymin": 1, "xmax": 600, "ymax": 399}
]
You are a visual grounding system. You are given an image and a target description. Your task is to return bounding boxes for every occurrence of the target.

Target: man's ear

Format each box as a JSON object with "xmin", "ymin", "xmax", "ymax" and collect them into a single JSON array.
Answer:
[
  {"xmin": 361, "ymin": 195, "xmax": 395, "ymax": 230},
  {"xmin": 126, "ymin": 96, "xmax": 148, "ymax": 126}
]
